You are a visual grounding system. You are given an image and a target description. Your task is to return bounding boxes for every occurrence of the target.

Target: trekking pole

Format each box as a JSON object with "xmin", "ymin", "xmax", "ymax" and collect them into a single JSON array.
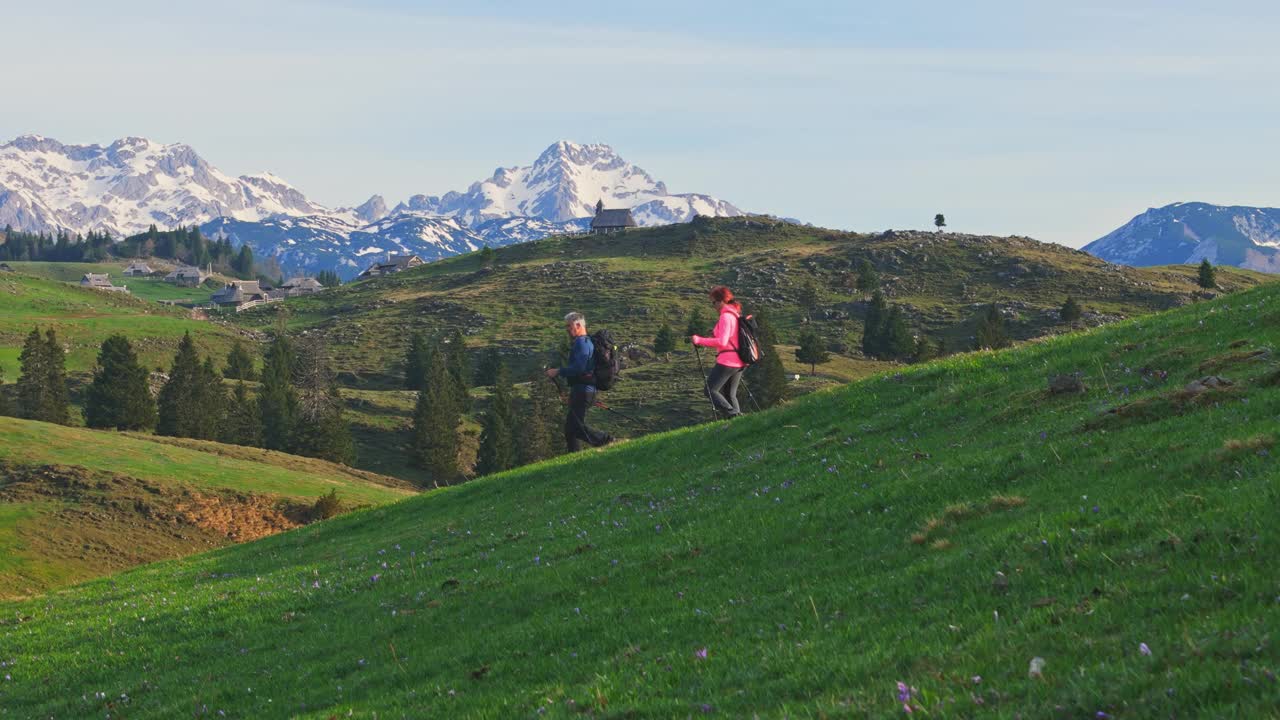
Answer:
[
  {"xmin": 692, "ymin": 345, "xmax": 721, "ymax": 421},
  {"xmin": 740, "ymin": 375, "xmax": 764, "ymax": 413},
  {"xmin": 593, "ymin": 399, "xmax": 643, "ymax": 425}
]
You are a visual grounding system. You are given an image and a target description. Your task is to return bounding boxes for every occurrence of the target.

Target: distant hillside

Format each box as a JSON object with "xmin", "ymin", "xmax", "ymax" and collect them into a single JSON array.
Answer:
[
  {"xmin": 229, "ymin": 216, "xmax": 1269, "ymax": 410},
  {"xmin": 0, "ymin": 416, "xmax": 415, "ymax": 598},
  {"xmin": 1085, "ymin": 201, "xmax": 1280, "ymax": 272},
  {"xmin": 4, "ymin": 280, "xmax": 1276, "ymax": 716},
  {"xmin": 0, "ymin": 271, "xmax": 245, "ymax": 381}
]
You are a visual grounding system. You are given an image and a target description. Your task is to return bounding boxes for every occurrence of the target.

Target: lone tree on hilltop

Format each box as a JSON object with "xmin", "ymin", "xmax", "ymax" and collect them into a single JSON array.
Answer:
[
  {"xmin": 934, "ymin": 213, "xmax": 947, "ymax": 232},
  {"xmin": 654, "ymin": 323, "xmax": 676, "ymax": 359},
  {"xmin": 974, "ymin": 304, "xmax": 1011, "ymax": 350},
  {"xmin": 794, "ymin": 328, "xmax": 830, "ymax": 375},
  {"xmin": 1060, "ymin": 296, "xmax": 1083, "ymax": 323},
  {"xmin": 1197, "ymin": 258, "xmax": 1216, "ymax": 289}
]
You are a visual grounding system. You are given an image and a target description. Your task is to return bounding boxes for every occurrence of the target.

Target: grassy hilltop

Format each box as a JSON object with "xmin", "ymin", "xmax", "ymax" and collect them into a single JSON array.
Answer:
[
  {"xmin": 0, "ymin": 417, "xmax": 415, "ymax": 599},
  {"xmin": 2, "ymin": 280, "xmax": 1276, "ymax": 717}
]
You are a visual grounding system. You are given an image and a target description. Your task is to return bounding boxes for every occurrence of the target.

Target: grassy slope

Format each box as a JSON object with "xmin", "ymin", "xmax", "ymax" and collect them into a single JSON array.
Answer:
[
  {"xmin": 2, "ymin": 283, "xmax": 1276, "ymax": 717},
  {"xmin": 5, "ymin": 260, "xmax": 221, "ymax": 303},
  {"xmin": 0, "ymin": 271, "xmax": 243, "ymax": 379},
  {"xmin": 0, "ymin": 418, "xmax": 415, "ymax": 597},
  {"xmin": 224, "ymin": 220, "xmax": 1268, "ymax": 459}
]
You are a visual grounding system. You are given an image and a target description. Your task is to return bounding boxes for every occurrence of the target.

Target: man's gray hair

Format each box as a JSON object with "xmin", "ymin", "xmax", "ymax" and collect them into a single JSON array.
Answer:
[{"xmin": 564, "ymin": 312, "xmax": 586, "ymax": 326}]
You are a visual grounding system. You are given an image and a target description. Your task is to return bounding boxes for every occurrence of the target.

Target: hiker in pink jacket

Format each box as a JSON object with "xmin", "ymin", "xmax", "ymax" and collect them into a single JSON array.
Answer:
[{"xmin": 691, "ymin": 285, "xmax": 745, "ymax": 417}]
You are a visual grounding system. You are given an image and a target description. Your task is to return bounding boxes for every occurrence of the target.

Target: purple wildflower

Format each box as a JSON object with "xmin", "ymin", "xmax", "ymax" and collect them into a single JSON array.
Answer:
[
  {"xmin": 897, "ymin": 682, "xmax": 911, "ymax": 703},
  {"xmin": 695, "ymin": 647, "xmax": 708, "ymax": 660},
  {"xmin": 972, "ymin": 675, "xmax": 982, "ymax": 684},
  {"xmin": 370, "ymin": 574, "xmax": 381, "ymax": 582},
  {"xmin": 1139, "ymin": 642, "xmax": 1151, "ymax": 656}
]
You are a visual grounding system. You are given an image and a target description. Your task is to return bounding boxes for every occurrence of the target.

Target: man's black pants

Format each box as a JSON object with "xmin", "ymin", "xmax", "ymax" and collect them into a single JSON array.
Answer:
[{"xmin": 565, "ymin": 388, "xmax": 610, "ymax": 452}]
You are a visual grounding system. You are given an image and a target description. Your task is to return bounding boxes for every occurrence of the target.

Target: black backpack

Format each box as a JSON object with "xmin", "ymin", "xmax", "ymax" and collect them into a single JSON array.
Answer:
[
  {"xmin": 736, "ymin": 314, "xmax": 764, "ymax": 366},
  {"xmin": 588, "ymin": 329, "xmax": 621, "ymax": 391}
]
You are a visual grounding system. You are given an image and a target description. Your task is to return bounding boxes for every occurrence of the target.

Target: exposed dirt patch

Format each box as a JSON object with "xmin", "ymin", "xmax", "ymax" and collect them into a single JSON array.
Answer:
[
  {"xmin": 1198, "ymin": 348, "xmax": 1272, "ymax": 374},
  {"xmin": 1082, "ymin": 379, "xmax": 1241, "ymax": 431},
  {"xmin": 0, "ymin": 462, "xmax": 313, "ymax": 598}
]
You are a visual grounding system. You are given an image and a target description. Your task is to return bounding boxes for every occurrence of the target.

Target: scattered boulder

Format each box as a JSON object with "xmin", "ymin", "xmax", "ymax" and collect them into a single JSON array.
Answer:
[{"xmin": 1184, "ymin": 376, "xmax": 1233, "ymax": 395}]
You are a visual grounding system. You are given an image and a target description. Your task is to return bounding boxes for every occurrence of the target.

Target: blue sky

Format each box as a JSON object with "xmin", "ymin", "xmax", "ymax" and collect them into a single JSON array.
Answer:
[{"xmin": 5, "ymin": 0, "xmax": 1279, "ymax": 246}]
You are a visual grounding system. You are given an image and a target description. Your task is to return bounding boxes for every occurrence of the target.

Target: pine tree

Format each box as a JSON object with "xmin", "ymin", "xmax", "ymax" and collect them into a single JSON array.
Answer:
[
  {"xmin": 974, "ymin": 304, "xmax": 1011, "ymax": 350},
  {"xmin": 883, "ymin": 307, "xmax": 916, "ymax": 360},
  {"xmin": 745, "ymin": 311, "xmax": 787, "ymax": 408},
  {"xmin": 934, "ymin": 213, "xmax": 947, "ymax": 232},
  {"xmin": 653, "ymin": 323, "xmax": 676, "ymax": 359},
  {"xmin": 861, "ymin": 291, "xmax": 888, "ymax": 358},
  {"xmin": 473, "ymin": 347, "xmax": 502, "ymax": 387},
  {"xmin": 16, "ymin": 327, "xmax": 47, "ymax": 421},
  {"xmin": 444, "ymin": 329, "xmax": 470, "ymax": 412},
  {"xmin": 220, "ymin": 381, "xmax": 263, "ymax": 448},
  {"xmin": 478, "ymin": 245, "xmax": 496, "ymax": 268},
  {"xmin": 198, "ymin": 356, "xmax": 228, "ymax": 439},
  {"xmin": 1060, "ymin": 296, "xmax": 1083, "ymax": 323},
  {"xmin": 794, "ymin": 329, "xmax": 830, "ymax": 375},
  {"xmin": 84, "ymin": 335, "xmax": 156, "ymax": 430},
  {"xmin": 291, "ymin": 335, "xmax": 355, "ymax": 465},
  {"xmin": 316, "ymin": 270, "xmax": 341, "ymax": 288},
  {"xmin": 519, "ymin": 371, "xmax": 563, "ymax": 465},
  {"xmin": 854, "ymin": 259, "xmax": 879, "ymax": 297},
  {"xmin": 796, "ymin": 280, "xmax": 820, "ymax": 312},
  {"xmin": 404, "ymin": 332, "xmax": 430, "ymax": 391},
  {"xmin": 1197, "ymin": 259, "xmax": 1216, "ymax": 289},
  {"xmin": 43, "ymin": 329, "xmax": 71, "ymax": 425},
  {"xmin": 411, "ymin": 344, "xmax": 460, "ymax": 486},
  {"xmin": 686, "ymin": 307, "xmax": 708, "ymax": 339},
  {"xmin": 157, "ymin": 333, "xmax": 200, "ymax": 437},
  {"xmin": 19, "ymin": 328, "xmax": 71, "ymax": 425},
  {"xmin": 476, "ymin": 362, "xmax": 517, "ymax": 476},
  {"xmin": 912, "ymin": 336, "xmax": 942, "ymax": 363},
  {"xmin": 232, "ymin": 244, "xmax": 255, "ymax": 278},
  {"xmin": 258, "ymin": 331, "xmax": 298, "ymax": 451},
  {"xmin": 157, "ymin": 333, "xmax": 224, "ymax": 439},
  {"xmin": 223, "ymin": 339, "xmax": 257, "ymax": 380}
]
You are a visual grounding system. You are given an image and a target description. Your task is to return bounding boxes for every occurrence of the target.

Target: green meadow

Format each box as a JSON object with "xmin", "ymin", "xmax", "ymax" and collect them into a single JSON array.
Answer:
[{"xmin": 2, "ymin": 282, "xmax": 1275, "ymax": 717}]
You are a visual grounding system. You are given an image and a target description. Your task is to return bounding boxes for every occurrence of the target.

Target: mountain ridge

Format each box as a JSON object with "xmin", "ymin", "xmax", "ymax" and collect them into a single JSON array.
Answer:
[
  {"xmin": 1, "ymin": 135, "xmax": 745, "ymax": 277},
  {"xmin": 1084, "ymin": 201, "xmax": 1280, "ymax": 273}
]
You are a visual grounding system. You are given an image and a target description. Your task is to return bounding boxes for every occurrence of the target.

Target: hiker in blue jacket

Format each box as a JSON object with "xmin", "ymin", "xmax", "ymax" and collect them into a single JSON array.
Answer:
[{"xmin": 544, "ymin": 312, "xmax": 614, "ymax": 452}]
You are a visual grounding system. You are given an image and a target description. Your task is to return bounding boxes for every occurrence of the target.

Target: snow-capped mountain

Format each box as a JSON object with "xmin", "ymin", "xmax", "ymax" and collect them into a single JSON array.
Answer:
[
  {"xmin": 0, "ymin": 135, "xmax": 326, "ymax": 236},
  {"xmin": 202, "ymin": 214, "xmax": 484, "ymax": 277},
  {"xmin": 1, "ymin": 135, "xmax": 746, "ymax": 278},
  {"xmin": 391, "ymin": 141, "xmax": 744, "ymax": 226},
  {"xmin": 1084, "ymin": 202, "xmax": 1280, "ymax": 273}
]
